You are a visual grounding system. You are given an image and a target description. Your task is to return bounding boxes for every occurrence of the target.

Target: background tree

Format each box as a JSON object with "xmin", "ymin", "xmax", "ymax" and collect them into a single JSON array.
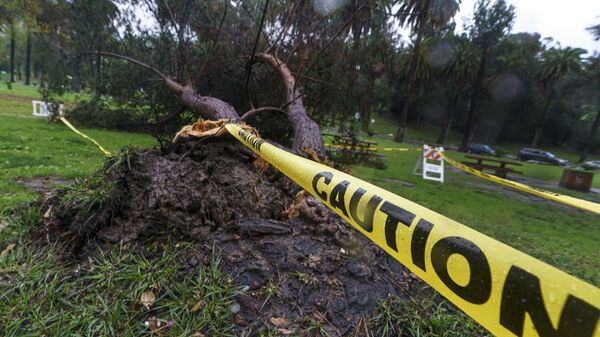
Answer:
[
  {"xmin": 436, "ymin": 34, "xmax": 478, "ymax": 143},
  {"xmin": 532, "ymin": 46, "xmax": 584, "ymax": 147},
  {"xmin": 579, "ymin": 24, "xmax": 600, "ymax": 162},
  {"xmin": 460, "ymin": 0, "xmax": 514, "ymax": 149},
  {"xmin": 393, "ymin": 0, "xmax": 460, "ymax": 142}
]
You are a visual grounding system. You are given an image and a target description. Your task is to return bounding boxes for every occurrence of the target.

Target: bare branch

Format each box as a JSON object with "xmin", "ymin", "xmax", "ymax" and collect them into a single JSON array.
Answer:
[
  {"xmin": 295, "ymin": 4, "xmax": 366, "ymax": 90},
  {"xmin": 195, "ymin": 1, "xmax": 229, "ymax": 84},
  {"xmin": 240, "ymin": 106, "xmax": 286, "ymax": 121},
  {"xmin": 83, "ymin": 51, "xmax": 168, "ymax": 81}
]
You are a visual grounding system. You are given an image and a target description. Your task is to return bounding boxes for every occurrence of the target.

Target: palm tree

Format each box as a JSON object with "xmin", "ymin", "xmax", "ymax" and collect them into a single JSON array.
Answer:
[
  {"xmin": 531, "ymin": 46, "xmax": 585, "ymax": 147},
  {"xmin": 460, "ymin": 0, "xmax": 514, "ymax": 150},
  {"xmin": 579, "ymin": 24, "xmax": 600, "ymax": 162},
  {"xmin": 393, "ymin": 0, "xmax": 460, "ymax": 142},
  {"xmin": 436, "ymin": 36, "xmax": 479, "ymax": 143}
]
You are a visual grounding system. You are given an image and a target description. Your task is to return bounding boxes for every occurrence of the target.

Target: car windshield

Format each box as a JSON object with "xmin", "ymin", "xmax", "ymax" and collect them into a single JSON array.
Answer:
[{"xmin": 546, "ymin": 152, "xmax": 556, "ymax": 158}]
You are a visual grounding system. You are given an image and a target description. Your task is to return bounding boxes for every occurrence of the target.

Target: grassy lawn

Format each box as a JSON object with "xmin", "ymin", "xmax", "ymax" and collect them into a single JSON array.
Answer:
[
  {"xmin": 368, "ymin": 115, "xmax": 600, "ymax": 189},
  {"xmin": 0, "ymin": 81, "xmax": 84, "ymax": 101},
  {"xmin": 349, "ymin": 136, "xmax": 600, "ymax": 285},
  {"xmin": 0, "ymin": 85, "xmax": 156, "ymax": 211}
]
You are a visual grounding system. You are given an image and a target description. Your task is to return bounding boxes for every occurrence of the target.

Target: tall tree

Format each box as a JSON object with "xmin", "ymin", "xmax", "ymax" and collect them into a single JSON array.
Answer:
[
  {"xmin": 460, "ymin": 0, "xmax": 514, "ymax": 149},
  {"xmin": 437, "ymin": 36, "xmax": 479, "ymax": 143},
  {"xmin": 393, "ymin": 0, "xmax": 460, "ymax": 142},
  {"xmin": 532, "ymin": 46, "xmax": 584, "ymax": 147},
  {"xmin": 579, "ymin": 24, "xmax": 600, "ymax": 162},
  {"xmin": 9, "ymin": 19, "xmax": 16, "ymax": 82}
]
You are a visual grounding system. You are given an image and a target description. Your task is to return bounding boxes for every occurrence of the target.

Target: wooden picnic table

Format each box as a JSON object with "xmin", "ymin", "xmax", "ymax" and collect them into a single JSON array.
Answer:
[
  {"xmin": 323, "ymin": 134, "xmax": 382, "ymax": 160},
  {"xmin": 462, "ymin": 154, "xmax": 523, "ymax": 178},
  {"xmin": 325, "ymin": 134, "xmax": 377, "ymax": 152}
]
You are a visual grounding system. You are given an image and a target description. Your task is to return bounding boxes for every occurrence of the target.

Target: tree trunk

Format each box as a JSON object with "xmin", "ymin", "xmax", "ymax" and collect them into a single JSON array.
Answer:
[
  {"xmin": 394, "ymin": 103, "xmax": 410, "ymax": 142},
  {"xmin": 9, "ymin": 22, "xmax": 16, "ymax": 83},
  {"xmin": 461, "ymin": 46, "xmax": 489, "ymax": 150},
  {"xmin": 95, "ymin": 54, "xmax": 102, "ymax": 94},
  {"xmin": 361, "ymin": 68, "xmax": 376, "ymax": 131},
  {"xmin": 394, "ymin": 0, "xmax": 429, "ymax": 143},
  {"xmin": 579, "ymin": 105, "xmax": 600, "ymax": 162},
  {"xmin": 437, "ymin": 95, "xmax": 459, "ymax": 144},
  {"xmin": 342, "ymin": 20, "xmax": 362, "ymax": 133},
  {"xmin": 255, "ymin": 53, "xmax": 326, "ymax": 157},
  {"xmin": 531, "ymin": 95, "xmax": 552, "ymax": 148},
  {"xmin": 71, "ymin": 59, "xmax": 82, "ymax": 92},
  {"xmin": 25, "ymin": 31, "xmax": 32, "ymax": 85}
]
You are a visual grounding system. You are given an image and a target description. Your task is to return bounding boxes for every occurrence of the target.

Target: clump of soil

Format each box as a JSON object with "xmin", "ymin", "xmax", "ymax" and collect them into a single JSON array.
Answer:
[{"xmin": 41, "ymin": 136, "xmax": 413, "ymax": 335}]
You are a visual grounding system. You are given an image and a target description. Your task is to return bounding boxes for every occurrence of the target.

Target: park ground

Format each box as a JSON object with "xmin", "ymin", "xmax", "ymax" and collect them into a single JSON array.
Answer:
[{"xmin": 0, "ymin": 83, "xmax": 598, "ymax": 336}]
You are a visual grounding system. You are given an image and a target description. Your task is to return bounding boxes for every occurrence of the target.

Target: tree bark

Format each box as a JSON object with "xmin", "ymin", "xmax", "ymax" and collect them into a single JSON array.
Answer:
[
  {"xmin": 255, "ymin": 53, "xmax": 326, "ymax": 157},
  {"xmin": 437, "ymin": 95, "xmax": 459, "ymax": 144},
  {"xmin": 461, "ymin": 46, "xmax": 489, "ymax": 150},
  {"xmin": 531, "ymin": 95, "xmax": 552, "ymax": 148},
  {"xmin": 394, "ymin": 0, "xmax": 429, "ymax": 143},
  {"xmin": 25, "ymin": 31, "xmax": 32, "ymax": 85},
  {"xmin": 394, "ymin": 103, "xmax": 410, "ymax": 142},
  {"xmin": 360, "ymin": 67, "xmax": 376, "ymax": 131},
  {"xmin": 95, "ymin": 54, "xmax": 102, "ymax": 94},
  {"xmin": 579, "ymin": 105, "xmax": 600, "ymax": 162},
  {"xmin": 342, "ymin": 17, "xmax": 362, "ymax": 133},
  {"xmin": 9, "ymin": 21, "xmax": 16, "ymax": 83}
]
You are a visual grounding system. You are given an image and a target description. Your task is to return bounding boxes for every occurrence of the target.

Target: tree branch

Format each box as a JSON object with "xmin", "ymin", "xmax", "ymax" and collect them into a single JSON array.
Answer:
[
  {"xmin": 85, "ymin": 51, "xmax": 239, "ymax": 121},
  {"xmin": 83, "ymin": 51, "xmax": 168, "ymax": 80},
  {"xmin": 240, "ymin": 106, "xmax": 285, "ymax": 121}
]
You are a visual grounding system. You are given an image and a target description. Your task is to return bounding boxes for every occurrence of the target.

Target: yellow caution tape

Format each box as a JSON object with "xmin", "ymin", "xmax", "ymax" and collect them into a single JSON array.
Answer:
[
  {"xmin": 59, "ymin": 117, "xmax": 112, "ymax": 157},
  {"xmin": 225, "ymin": 123, "xmax": 600, "ymax": 337},
  {"xmin": 325, "ymin": 143, "xmax": 416, "ymax": 151},
  {"xmin": 441, "ymin": 154, "xmax": 600, "ymax": 215}
]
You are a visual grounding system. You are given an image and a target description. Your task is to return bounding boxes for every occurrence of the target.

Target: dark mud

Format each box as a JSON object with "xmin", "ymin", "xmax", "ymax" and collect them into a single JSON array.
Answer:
[
  {"xmin": 41, "ymin": 137, "xmax": 414, "ymax": 336},
  {"xmin": 18, "ymin": 176, "xmax": 73, "ymax": 194}
]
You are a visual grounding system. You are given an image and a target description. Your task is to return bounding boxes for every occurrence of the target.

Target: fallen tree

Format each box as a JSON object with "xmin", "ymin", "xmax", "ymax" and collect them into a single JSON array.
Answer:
[{"xmin": 88, "ymin": 51, "xmax": 326, "ymax": 158}]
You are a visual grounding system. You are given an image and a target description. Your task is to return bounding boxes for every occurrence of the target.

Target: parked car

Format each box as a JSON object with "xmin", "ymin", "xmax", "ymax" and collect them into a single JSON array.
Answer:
[
  {"xmin": 466, "ymin": 143, "xmax": 496, "ymax": 156},
  {"xmin": 517, "ymin": 148, "xmax": 569, "ymax": 166},
  {"xmin": 582, "ymin": 160, "xmax": 600, "ymax": 171}
]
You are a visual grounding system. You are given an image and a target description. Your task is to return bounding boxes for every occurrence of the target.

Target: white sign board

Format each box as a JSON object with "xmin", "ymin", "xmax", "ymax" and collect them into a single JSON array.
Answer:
[
  {"xmin": 422, "ymin": 144, "xmax": 444, "ymax": 183},
  {"xmin": 32, "ymin": 100, "xmax": 64, "ymax": 118}
]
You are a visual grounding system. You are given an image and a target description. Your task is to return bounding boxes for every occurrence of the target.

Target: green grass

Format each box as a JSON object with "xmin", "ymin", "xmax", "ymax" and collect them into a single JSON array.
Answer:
[
  {"xmin": 367, "ymin": 115, "xmax": 600, "ymax": 189},
  {"xmin": 373, "ymin": 291, "xmax": 490, "ymax": 337},
  {"xmin": 0, "ymin": 81, "xmax": 86, "ymax": 102},
  {"xmin": 0, "ymin": 115, "xmax": 156, "ymax": 210},
  {"xmin": 349, "ymin": 138, "xmax": 600, "ymax": 285},
  {"xmin": 0, "ymin": 209, "xmax": 240, "ymax": 336}
]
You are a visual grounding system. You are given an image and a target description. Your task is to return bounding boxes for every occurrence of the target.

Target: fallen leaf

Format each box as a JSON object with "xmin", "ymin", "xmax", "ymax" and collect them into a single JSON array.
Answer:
[
  {"xmin": 43, "ymin": 206, "xmax": 53, "ymax": 219},
  {"xmin": 278, "ymin": 328, "xmax": 295, "ymax": 335},
  {"xmin": 1, "ymin": 243, "xmax": 15, "ymax": 257},
  {"xmin": 141, "ymin": 290, "xmax": 156, "ymax": 310},
  {"xmin": 191, "ymin": 300, "xmax": 203, "ymax": 313},
  {"xmin": 269, "ymin": 317, "xmax": 290, "ymax": 327},
  {"xmin": 147, "ymin": 319, "xmax": 163, "ymax": 336},
  {"xmin": 253, "ymin": 157, "xmax": 270, "ymax": 173},
  {"xmin": 0, "ymin": 219, "xmax": 8, "ymax": 232}
]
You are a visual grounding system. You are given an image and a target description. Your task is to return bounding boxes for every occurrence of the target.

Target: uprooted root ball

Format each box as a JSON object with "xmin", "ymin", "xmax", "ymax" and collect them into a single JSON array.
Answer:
[{"xmin": 41, "ymin": 137, "xmax": 414, "ymax": 335}]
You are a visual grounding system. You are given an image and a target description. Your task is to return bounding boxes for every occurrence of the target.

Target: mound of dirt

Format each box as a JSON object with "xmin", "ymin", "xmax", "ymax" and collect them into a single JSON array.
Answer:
[{"xmin": 41, "ymin": 137, "xmax": 413, "ymax": 335}]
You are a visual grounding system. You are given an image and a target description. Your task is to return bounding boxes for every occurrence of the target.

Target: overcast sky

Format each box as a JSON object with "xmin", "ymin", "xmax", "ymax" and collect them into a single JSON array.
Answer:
[{"xmin": 454, "ymin": 0, "xmax": 600, "ymax": 54}]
